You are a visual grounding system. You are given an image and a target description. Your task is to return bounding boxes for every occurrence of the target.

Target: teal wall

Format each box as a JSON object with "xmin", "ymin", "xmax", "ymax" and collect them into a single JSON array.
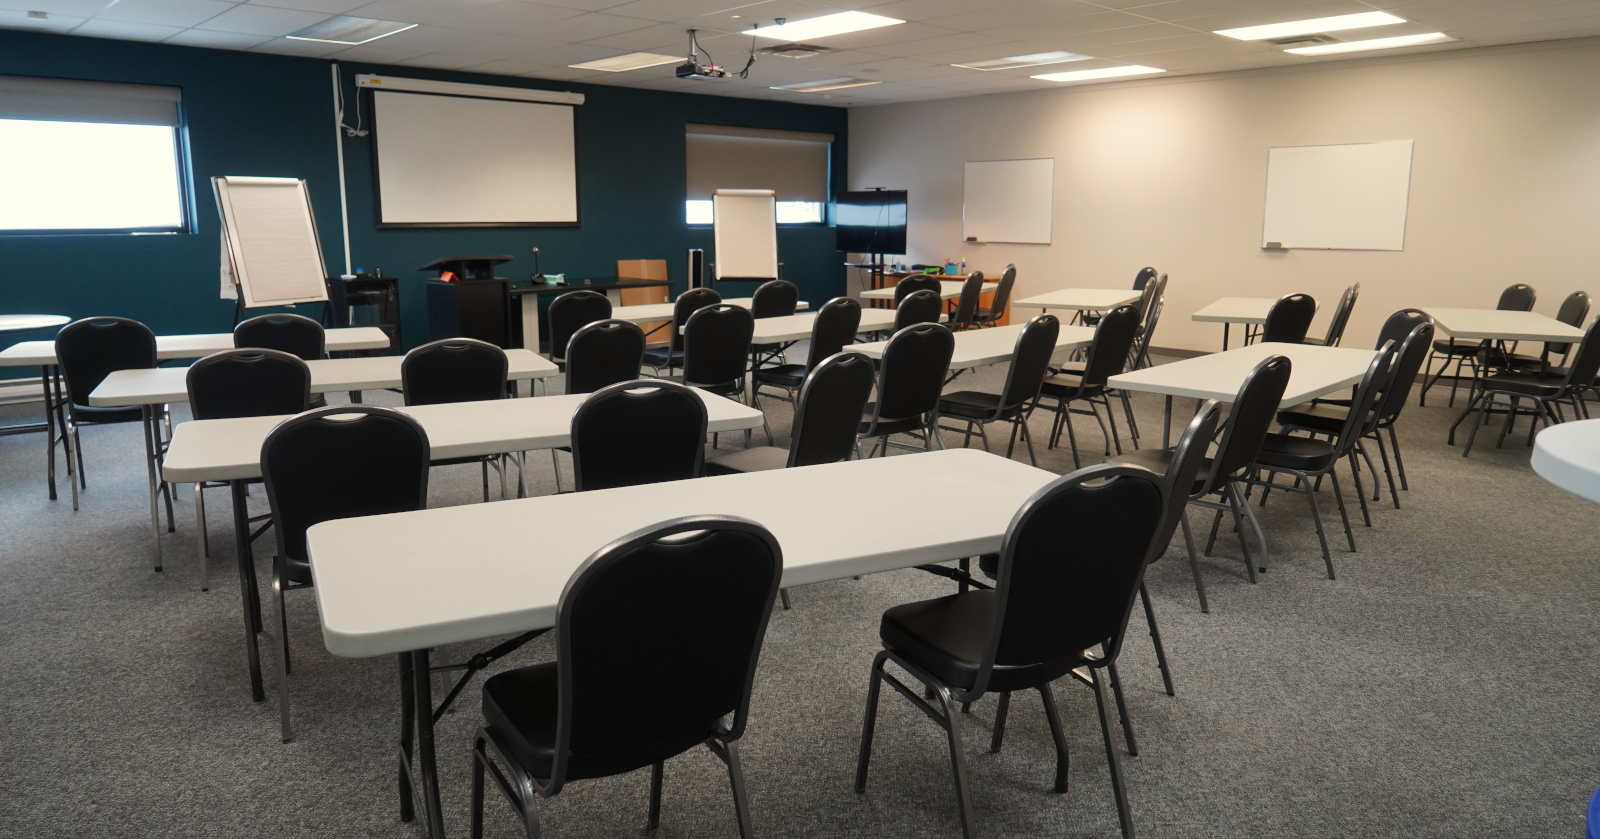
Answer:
[{"xmin": 0, "ymin": 29, "xmax": 848, "ymax": 356}]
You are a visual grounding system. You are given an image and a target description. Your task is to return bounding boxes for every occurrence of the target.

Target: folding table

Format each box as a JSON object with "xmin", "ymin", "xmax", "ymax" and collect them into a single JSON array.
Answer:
[
  {"xmin": 1420, "ymin": 308, "xmax": 1585, "ymax": 438},
  {"xmin": 1191, "ymin": 298, "xmax": 1278, "ymax": 349},
  {"xmin": 850, "ymin": 322, "xmax": 1096, "ymax": 382},
  {"xmin": 302, "ymin": 448, "xmax": 1059, "ymax": 839},
  {"xmin": 90, "ymin": 350, "xmax": 559, "ymax": 576},
  {"xmin": 0, "ymin": 315, "xmax": 69, "ymax": 441},
  {"xmin": 859, "ymin": 279, "xmax": 997, "ymax": 303},
  {"xmin": 1012, "ymin": 288, "xmax": 1141, "ymax": 322}
]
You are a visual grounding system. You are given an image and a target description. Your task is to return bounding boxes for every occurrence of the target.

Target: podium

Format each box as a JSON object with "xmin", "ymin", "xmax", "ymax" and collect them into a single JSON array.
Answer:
[{"xmin": 421, "ymin": 255, "xmax": 514, "ymax": 348}]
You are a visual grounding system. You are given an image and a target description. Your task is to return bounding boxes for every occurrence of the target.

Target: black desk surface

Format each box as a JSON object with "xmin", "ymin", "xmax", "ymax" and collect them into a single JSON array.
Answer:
[{"xmin": 507, "ymin": 277, "xmax": 671, "ymax": 296}]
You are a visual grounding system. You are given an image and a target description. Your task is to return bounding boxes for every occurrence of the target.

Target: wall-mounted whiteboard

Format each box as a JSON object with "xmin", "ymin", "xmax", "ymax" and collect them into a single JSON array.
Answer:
[
  {"xmin": 1262, "ymin": 141, "xmax": 1413, "ymax": 251},
  {"xmin": 713, "ymin": 189, "xmax": 778, "ymax": 281},
  {"xmin": 213, "ymin": 176, "xmax": 328, "ymax": 308},
  {"xmin": 964, "ymin": 158, "xmax": 1053, "ymax": 245},
  {"xmin": 371, "ymin": 90, "xmax": 578, "ymax": 227}
]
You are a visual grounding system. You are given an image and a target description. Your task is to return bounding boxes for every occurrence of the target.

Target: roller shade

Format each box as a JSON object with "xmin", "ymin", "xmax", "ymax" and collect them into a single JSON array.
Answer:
[
  {"xmin": 686, "ymin": 123, "xmax": 832, "ymax": 203},
  {"xmin": 0, "ymin": 75, "xmax": 181, "ymax": 127}
]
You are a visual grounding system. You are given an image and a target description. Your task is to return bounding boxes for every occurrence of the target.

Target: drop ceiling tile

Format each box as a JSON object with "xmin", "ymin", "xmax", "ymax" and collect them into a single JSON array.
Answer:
[
  {"xmin": 395, "ymin": 51, "xmax": 486, "ymax": 67},
  {"xmin": 580, "ymin": 20, "xmax": 728, "ymax": 50},
  {"xmin": 1169, "ymin": 0, "xmax": 1389, "ymax": 33},
  {"xmin": 249, "ymin": 34, "xmax": 349, "ymax": 53},
  {"xmin": 516, "ymin": 10, "xmax": 656, "ymax": 40},
  {"xmin": 346, "ymin": 0, "xmax": 499, "ymax": 27},
  {"xmin": 533, "ymin": 0, "xmax": 636, "ymax": 10},
  {"xmin": 326, "ymin": 42, "xmax": 425, "ymax": 61},
  {"xmin": 446, "ymin": 0, "xmax": 588, "ymax": 34},
  {"xmin": 747, "ymin": 47, "xmax": 893, "ymax": 67},
  {"xmin": 247, "ymin": 0, "xmax": 370, "ymax": 13},
  {"xmin": 922, "ymin": 0, "xmax": 1110, "ymax": 33},
  {"xmin": 858, "ymin": 63, "xmax": 970, "ymax": 81},
  {"xmin": 793, "ymin": 21, "xmax": 965, "ymax": 51},
  {"xmin": 977, "ymin": 10, "xmax": 1155, "ymax": 41},
  {"xmin": 1418, "ymin": 1, "xmax": 1600, "ymax": 30},
  {"xmin": 0, "ymin": 8, "xmax": 84, "ymax": 31},
  {"xmin": 1125, "ymin": 0, "xmax": 1337, "ymax": 24},
  {"xmin": 599, "ymin": 0, "xmax": 751, "ymax": 23},
  {"xmin": 519, "ymin": 66, "xmax": 608, "ymax": 80},
  {"xmin": 434, "ymin": 32, "xmax": 565, "ymax": 58},
  {"xmin": 1390, "ymin": 0, "xmax": 1599, "ymax": 17},
  {"xmin": 854, "ymin": 30, "xmax": 1007, "ymax": 57},
  {"xmin": 0, "ymin": 0, "xmax": 107, "ymax": 17},
  {"xmin": 195, "ymin": 3, "xmax": 332, "ymax": 34},
  {"xmin": 1090, "ymin": 31, "xmax": 1229, "ymax": 56},
  {"xmin": 861, "ymin": 0, "xmax": 1015, "ymax": 22},
  {"xmin": 96, "ymin": 0, "xmax": 236, "ymax": 27},
  {"xmin": 688, "ymin": 0, "xmax": 842, "ymax": 31},
  {"xmin": 70, "ymin": 18, "xmax": 187, "ymax": 39},
  {"xmin": 1038, "ymin": 21, "xmax": 1196, "ymax": 50},
  {"xmin": 164, "ymin": 27, "xmax": 273, "ymax": 46},
  {"xmin": 365, "ymin": 23, "xmax": 492, "ymax": 51},
  {"xmin": 830, "ymin": 55, "xmax": 931, "ymax": 72},
  {"xmin": 512, "ymin": 42, "xmax": 624, "ymax": 63},
  {"xmin": 1448, "ymin": 13, "xmax": 1600, "ymax": 42}
]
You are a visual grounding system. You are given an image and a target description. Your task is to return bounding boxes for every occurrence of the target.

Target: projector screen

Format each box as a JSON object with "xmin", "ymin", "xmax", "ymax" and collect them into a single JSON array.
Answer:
[{"xmin": 370, "ymin": 90, "xmax": 578, "ymax": 227}]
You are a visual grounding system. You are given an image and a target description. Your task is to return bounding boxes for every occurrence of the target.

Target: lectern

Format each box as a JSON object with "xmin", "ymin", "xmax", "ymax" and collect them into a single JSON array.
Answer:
[{"xmin": 422, "ymin": 255, "xmax": 514, "ymax": 348}]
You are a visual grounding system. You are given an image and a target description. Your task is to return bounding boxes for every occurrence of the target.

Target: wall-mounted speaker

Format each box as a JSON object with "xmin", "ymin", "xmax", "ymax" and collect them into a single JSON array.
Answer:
[{"xmin": 687, "ymin": 249, "xmax": 705, "ymax": 289}]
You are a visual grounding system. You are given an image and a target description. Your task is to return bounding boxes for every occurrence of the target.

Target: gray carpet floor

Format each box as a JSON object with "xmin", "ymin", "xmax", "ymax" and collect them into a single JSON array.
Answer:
[{"xmin": 1, "ymin": 354, "xmax": 1597, "ymax": 839}]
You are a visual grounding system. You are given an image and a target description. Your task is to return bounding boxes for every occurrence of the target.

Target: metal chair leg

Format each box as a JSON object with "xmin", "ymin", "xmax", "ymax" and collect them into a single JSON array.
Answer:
[
  {"xmin": 1387, "ymin": 425, "xmax": 1408, "ymax": 490},
  {"xmin": 779, "ymin": 588, "xmax": 791, "ymax": 610},
  {"xmin": 647, "ymin": 760, "xmax": 664, "ymax": 832},
  {"xmin": 273, "ymin": 560, "xmax": 294, "ymax": 743},
  {"xmin": 194, "ymin": 482, "xmax": 209, "ymax": 591},
  {"xmin": 937, "ymin": 689, "xmax": 976, "ymax": 839},
  {"xmin": 990, "ymin": 691, "xmax": 1012, "ymax": 754},
  {"xmin": 855, "ymin": 654, "xmax": 886, "ymax": 793},
  {"xmin": 1037, "ymin": 684, "xmax": 1070, "ymax": 793},
  {"xmin": 1139, "ymin": 582, "xmax": 1175, "ymax": 696},
  {"xmin": 1327, "ymin": 466, "xmax": 1356, "ymax": 552},
  {"xmin": 1346, "ymin": 451, "xmax": 1372, "ymax": 527},
  {"xmin": 1178, "ymin": 512, "xmax": 1209, "ymax": 613},
  {"xmin": 1091, "ymin": 667, "xmax": 1138, "ymax": 839},
  {"xmin": 1106, "ymin": 660, "xmax": 1138, "ymax": 756},
  {"xmin": 550, "ymin": 449, "xmax": 563, "ymax": 493},
  {"xmin": 1373, "ymin": 432, "xmax": 1399, "ymax": 509}
]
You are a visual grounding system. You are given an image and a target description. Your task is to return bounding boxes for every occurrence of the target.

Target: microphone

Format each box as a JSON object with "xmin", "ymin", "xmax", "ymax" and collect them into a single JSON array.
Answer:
[{"xmin": 530, "ymin": 247, "xmax": 544, "ymax": 282}]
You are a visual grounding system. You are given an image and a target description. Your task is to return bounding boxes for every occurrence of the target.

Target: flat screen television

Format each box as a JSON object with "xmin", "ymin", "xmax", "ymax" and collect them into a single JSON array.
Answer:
[{"xmin": 835, "ymin": 190, "xmax": 907, "ymax": 255}]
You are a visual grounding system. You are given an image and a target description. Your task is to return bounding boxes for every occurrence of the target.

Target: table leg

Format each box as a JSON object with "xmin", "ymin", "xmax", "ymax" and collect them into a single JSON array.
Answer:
[
  {"xmin": 1162, "ymin": 395, "xmax": 1173, "ymax": 448},
  {"xmin": 412, "ymin": 647, "xmax": 447, "ymax": 839},
  {"xmin": 141, "ymin": 405, "xmax": 164, "ymax": 572},
  {"xmin": 398, "ymin": 652, "xmax": 416, "ymax": 822},
  {"xmin": 1223, "ymin": 323, "xmax": 1230, "ymax": 351},
  {"xmin": 232, "ymin": 480, "xmax": 265, "ymax": 702},
  {"xmin": 43, "ymin": 365, "xmax": 58, "ymax": 501},
  {"xmin": 520, "ymin": 294, "xmax": 541, "ymax": 352}
]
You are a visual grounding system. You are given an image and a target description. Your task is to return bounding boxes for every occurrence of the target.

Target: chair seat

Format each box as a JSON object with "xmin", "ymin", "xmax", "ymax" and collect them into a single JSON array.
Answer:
[
  {"xmin": 483, "ymin": 662, "xmax": 712, "ymax": 783},
  {"xmin": 704, "ymin": 446, "xmax": 790, "ymax": 476},
  {"xmin": 693, "ymin": 380, "xmax": 744, "ymax": 398},
  {"xmin": 860, "ymin": 404, "xmax": 925, "ymax": 436},
  {"xmin": 1040, "ymin": 373, "xmax": 1102, "ymax": 399},
  {"xmin": 1481, "ymin": 371, "xmax": 1565, "ymax": 397},
  {"xmin": 431, "ymin": 455, "xmax": 494, "ymax": 468},
  {"xmin": 1303, "ymin": 337, "xmax": 1329, "ymax": 346},
  {"xmin": 283, "ymin": 556, "xmax": 313, "ymax": 586},
  {"xmin": 1432, "ymin": 339, "xmax": 1482, "ymax": 355},
  {"xmin": 937, "ymin": 390, "xmax": 1020, "ymax": 421},
  {"xmin": 1276, "ymin": 403, "xmax": 1355, "ymax": 434},
  {"xmin": 753, "ymin": 365, "xmax": 806, "ymax": 389},
  {"xmin": 70, "ymin": 404, "xmax": 144, "ymax": 424},
  {"xmin": 1109, "ymin": 447, "xmax": 1209, "ymax": 496},
  {"xmin": 641, "ymin": 346, "xmax": 684, "ymax": 366},
  {"xmin": 880, "ymin": 591, "xmax": 1084, "ymax": 693},
  {"xmin": 1255, "ymin": 432, "xmax": 1336, "ymax": 472}
]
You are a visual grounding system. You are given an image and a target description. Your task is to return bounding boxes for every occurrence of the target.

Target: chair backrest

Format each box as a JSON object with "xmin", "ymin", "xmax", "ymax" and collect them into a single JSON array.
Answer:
[
  {"xmin": 547, "ymin": 515, "xmax": 781, "ymax": 791},
  {"xmin": 869, "ymin": 323, "xmax": 954, "ymax": 426},
  {"xmin": 1132, "ymin": 266, "xmax": 1159, "ymax": 290},
  {"xmin": 1260, "ymin": 293, "xmax": 1317, "ymax": 344},
  {"xmin": 1080, "ymin": 305, "xmax": 1142, "ymax": 388},
  {"xmin": 186, "ymin": 349, "xmax": 310, "ymax": 420},
  {"xmin": 895, "ymin": 290, "xmax": 943, "ymax": 330},
  {"xmin": 972, "ymin": 464, "xmax": 1164, "ymax": 694},
  {"xmin": 1497, "ymin": 284, "xmax": 1536, "ymax": 312},
  {"xmin": 260, "ymin": 405, "xmax": 430, "ymax": 563},
  {"xmin": 1321, "ymin": 283, "xmax": 1360, "ymax": 347},
  {"xmin": 788, "ymin": 352, "xmax": 877, "ymax": 467},
  {"xmin": 1198, "ymin": 354, "xmax": 1292, "ymax": 495},
  {"xmin": 669, "ymin": 287, "xmax": 722, "ymax": 351},
  {"xmin": 951, "ymin": 272, "xmax": 986, "ymax": 330},
  {"xmin": 893, "ymin": 275, "xmax": 942, "ymax": 304},
  {"xmin": 234, "ymin": 313, "xmax": 325, "ymax": 361},
  {"xmin": 401, "ymin": 338, "xmax": 508, "ymax": 406},
  {"xmin": 570, "ymin": 379, "xmax": 707, "ymax": 491},
  {"xmin": 682, "ymin": 304, "xmax": 755, "ymax": 388},
  {"xmin": 564, "ymin": 319, "xmax": 645, "ymax": 395},
  {"xmin": 1330, "ymin": 340, "xmax": 1395, "ymax": 452},
  {"xmin": 1558, "ymin": 316, "xmax": 1600, "ymax": 391},
  {"xmin": 1131, "ymin": 296, "xmax": 1165, "ymax": 370},
  {"xmin": 1547, "ymin": 291, "xmax": 1591, "ymax": 357},
  {"xmin": 55, "ymin": 316, "xmax": 156, "ymax": 409},
  {"xmin": 986, "ymin": 264, "xmax": 1018, "ymax": 316},
  {"xmin": 547, "ymin": 291, "xmax": 612, "ymax": 362},
  {"xmin": 998, "ymin": 315, "xmax": 1060, "ymax": 409},
  {"xmin": 1375, "ymin": 308, "xmax": 1432, "ymax": 351},
  {"xmin": 750, "ymin": 280, "xmax": 799, "ymax": 319},
  {"xmin": 1374, "ymin": 321, "xmax": 1434, "ymax": 425},
  {"xmin": 1150, "ymin": 400, "xmax": 1223, "ymax": 560},
  {"xmin": 803, "ymin": 297, "xmax": 862, "ymax": 371}
]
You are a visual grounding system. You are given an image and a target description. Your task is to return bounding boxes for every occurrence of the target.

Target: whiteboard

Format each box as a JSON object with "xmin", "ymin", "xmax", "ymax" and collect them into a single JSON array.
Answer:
[
  {"xmin": 964, "ymin": 159, "xmax": 1053, "ymax": 245},
  {"xmin": 371, "ymin": 90, "xmax": 578, "ymax": 226},
  {"xmin": 713, "ymin": 189, "xmax": 778, "ymax": 280},
  {"xmin": 213, "ymin": 176, "xmax": 328, "ymax": 308},
  {"xmin": 1262, "ymin": 141, "xmax": 1413, "ymax": 251}
]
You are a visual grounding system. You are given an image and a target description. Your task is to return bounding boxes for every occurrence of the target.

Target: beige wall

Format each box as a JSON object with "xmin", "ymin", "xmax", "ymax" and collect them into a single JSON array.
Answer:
[{"xmin": 848, "ymin": 38, "xmax": 1600, "ymax": 353}]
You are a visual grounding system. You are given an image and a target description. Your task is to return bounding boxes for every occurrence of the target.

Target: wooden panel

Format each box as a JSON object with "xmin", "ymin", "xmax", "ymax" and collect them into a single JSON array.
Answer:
[{"xmin": 616, "ymin": 259, "xmax": 670, "ymax": 345}]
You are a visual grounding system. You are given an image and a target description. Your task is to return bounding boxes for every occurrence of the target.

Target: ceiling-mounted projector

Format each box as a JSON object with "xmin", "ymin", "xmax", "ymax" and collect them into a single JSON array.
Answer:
[{"xmin": 677, "ymin": 27, "xmax": 760, "ymax": 80}]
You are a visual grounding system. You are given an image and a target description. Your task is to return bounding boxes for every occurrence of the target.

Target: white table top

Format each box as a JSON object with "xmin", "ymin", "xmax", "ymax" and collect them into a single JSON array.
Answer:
[
  {"xmin": 612, "ymin": 297, "xmax": 809, "ymax": 324},
  {"xmin": 1422, "ymin": 307, "xmax": 1585, "ymax": 343},
  {"xmin": 750, "ymin": 309, "xmax": 898, "ymax": 344},
  {"xmin": 1532, "ymin": 419, "xmax": 1600, "ymax": 504},
  {"xmin": 851, "ymin": 322, "xmax": 1095, "ymax": 371},
  {"xmin": 0, "ymin": 314, "xmax": 69, "ymax": 333},
  {"xmin": 88, "ymin": 350, "xmax": 559, "ymax": 407},
  {"xmin": 860, "ymin": 280, "xmax": 997, "ymax": 301},
  {"xmin": 1192, "ymin": 297, "xmax": 1278, "ymax": 325},
  {"xmin": 1012, "ymin": 288, "xmax": 1141, "ymax": 312},
  {"xmin": 161, "ymin": 388, "xmax": 763, "ymax": 484},
  {"xmin": 306, "ymin": 448, "xmax": 1057, "ymax": 657},
  {"xmin": 0, "ymin": 326, "xmax": 392, "ymax": 368},
  {"xmin": 1109, "ymin": 342, "xmax": 1377, "ymax": 409}
]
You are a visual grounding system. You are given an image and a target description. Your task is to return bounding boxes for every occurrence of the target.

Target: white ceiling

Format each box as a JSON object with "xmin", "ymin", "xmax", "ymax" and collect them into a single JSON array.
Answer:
[{"xmin": 5, "ymin": 0, "xmax": 1600, "ymax": 106}]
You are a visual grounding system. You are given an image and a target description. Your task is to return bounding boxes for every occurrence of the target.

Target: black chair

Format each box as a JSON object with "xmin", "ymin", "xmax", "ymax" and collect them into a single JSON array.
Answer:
[
  {"xmin": 970, "ymin": 264, "xmax": 1016, "ymax": 328},
  {"xmin": 1304, "ymin": 283, "xmax": 1360, "ymax": 347},
  {"xmin": 950, "ymin": 272, "xmax": 986, "ymax": 331},
  {"xmin": 54, "ymin": 316, "xmax": 163, "ymax": 517},
  {"xmin": 1461, "ymin": 315, "xmax": 1600, "ymax": 457},
  {"xmin": 1421, "ymin": 283, "xmax": 1536, "ymax": 406},
  {"xmin": 895, "ymin": 289, "xmax": 944, "ymax": 330},
  {"xmin": 937, "ymin": 315, "xmax": 1059, "ymax": 466},
  {"xmin": 1034, "ymin": 305, "xmax": 1141, "ymax": 468},
  {"xmin": 549, "ymin": 319, "xmax": 647, "ymax": 493},
  {"xmin": 859, "ymin": 323, "xmax": 956, "ymax": 457},
  {"xmin": 260, "ymin": 405, "xmax": 430, "ymax": 742},
  {"xmin": 643, "ymin": 287, "xmax": 720, "ymax": 377},
  {"xmin": 1259, "ymin": 293, "xmax": 1317, "ymax": 344},
  {"xmin": 1111, "ymin": 355, "xmax": 1291, "ymax": 610},
  {"xmin": 185, "ymin": 348, "xmax": 311, "ymax": 591},
  {"xmin": 1250, "ymin": 342, "xmax": 1396, "ymax": 578},
  {"xmin": 681, "ymin": 304, "xmax": 758, "ymax": 445},
  {"xmin": 1132, "ymin": 266, "xmax": 1159, "ymax": 290},
  {"xmin": 752, "ymin": 296, "xmax": 860, "ymax": 408},
  {"xmin": 236, "ymin": 312, "xmax": 328, "ymax": 406},
  {"xmin": 893, "ymin": 274, "xmax": 943, "ymax": 305},
  {"xmin": 1086, "ymin": 267, "xmax": 1158, "ymax": 326},
  {"xmin": 749, "ymin": 279, "xmax": 801, "ymax": 369},
  {"xmin": 855, "ymin": 463, "xmax": 1166, "ymax": 839},
  {"xmin": 1064, "ymin": 275, "xmax": 1166, "ymax": 444},
  {"xmin": 546, "ymin": 290, "xmax": 612, "ymax": 366},
  {"xmin": 1510, "ymin": 290, "xmax": 1590, "ymax": 374},
  {"xmin": 570, "ymin": 379, "xmax": 708, "ymax": 491},
  {"xmin": 470, "ymin": 515, "xmax": 781, "ymax": 839},
  {"xmin": 708, "ymin": 352, "xmax": 876, "ymax": 476},
  {"xmin": 402, "ymin": 338, "xmax": 513, "ymax": 502}
]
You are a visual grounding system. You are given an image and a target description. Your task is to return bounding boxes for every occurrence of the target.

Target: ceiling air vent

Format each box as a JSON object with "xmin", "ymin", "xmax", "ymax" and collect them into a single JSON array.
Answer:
[
  {"xmin": 1266, "ymin": 34, "xmax": 1341, "ymax": 47},
  {"xmin": 761, "ymin": 43, "xmax": 830, "ymax": 58}
]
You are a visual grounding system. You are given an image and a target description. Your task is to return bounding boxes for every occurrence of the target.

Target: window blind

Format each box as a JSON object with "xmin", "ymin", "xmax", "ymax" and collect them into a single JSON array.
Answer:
[
  {"xmin": 0, "ymin": 75, "xmax": 181, "ymax": 127},
  {"xmin": 686, "ymin": 123, "xmax": 832, "ymax": 203}
]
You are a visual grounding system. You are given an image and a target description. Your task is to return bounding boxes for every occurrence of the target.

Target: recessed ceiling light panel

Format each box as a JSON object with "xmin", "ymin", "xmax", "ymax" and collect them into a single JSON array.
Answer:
[
  {"xmin": 1215, "ymin": 11, "xmax": 1405, "ymax": 41},
  {"xmin": 285, "ymin": 16, "xmax": 417, "ymax": 45},
  {"xmin": 1032, "ymin": 65, "xmax": 1164, "ymax": 83},
  {"xmin": 569, "ymin": 52, "xmax": 682, "ymax": 72},
  {"xmin": 1285, "ymin": 32, "xmax": 1454, "ymax": 55},
  {"xmin": 770, "ymin": 77, "xmax": 882, "ymax": 92},
  {"xmin": 745, "ymin": 11, "xmax": 903, "ymax": 41},
  {"xmin": 953, "ymin": 50, "xmax": 1089, "ymax": 71}
]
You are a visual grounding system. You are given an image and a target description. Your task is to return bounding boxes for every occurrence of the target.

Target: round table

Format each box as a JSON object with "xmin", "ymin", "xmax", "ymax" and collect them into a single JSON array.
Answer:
[
  {"xmin": 0, "ymin": 314, "xmax": 69, "ymax": 333},
  {"xmin": 1531, "ymin": 418, "xmax": 1600, "ymax": 504}
]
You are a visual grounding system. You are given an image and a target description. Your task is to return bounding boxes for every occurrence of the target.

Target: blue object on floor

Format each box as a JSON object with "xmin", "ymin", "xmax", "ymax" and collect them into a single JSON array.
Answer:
[{"xmin": 1589, "ymin": 785, "xmax": 1600, "ymax": 839}]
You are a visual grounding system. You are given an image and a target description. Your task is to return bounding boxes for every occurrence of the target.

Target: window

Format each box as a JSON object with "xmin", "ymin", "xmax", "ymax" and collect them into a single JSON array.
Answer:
[
  {"xmin": 685, "ymin": 123, "xmax": 831, "ymax": 225},
  {"xmin": 0, "ymin": 76, "xmax": 187, "ymax": 234}
]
